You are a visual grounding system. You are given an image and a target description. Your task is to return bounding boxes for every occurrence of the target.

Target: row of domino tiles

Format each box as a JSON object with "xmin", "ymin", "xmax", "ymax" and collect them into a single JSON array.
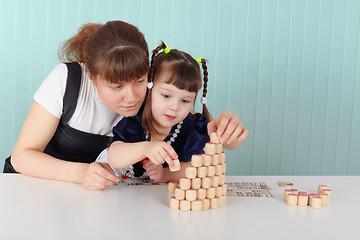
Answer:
[
  {"xmin": 168, "ymin": 133, "xmax": 228, "ymax": 212},
  {"xmin": 284, "ymin": 185, "xmax": 332, "ymax": 209}
]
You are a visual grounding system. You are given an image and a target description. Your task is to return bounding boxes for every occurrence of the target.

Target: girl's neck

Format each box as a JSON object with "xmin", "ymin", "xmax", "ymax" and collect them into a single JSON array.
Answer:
[{"xmin": 151, "ymin": 122, "xmax": 172, "ymax": 141}]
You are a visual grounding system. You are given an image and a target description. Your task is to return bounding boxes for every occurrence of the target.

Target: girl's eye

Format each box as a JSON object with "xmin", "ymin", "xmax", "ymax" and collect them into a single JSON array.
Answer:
[
  {"xmin": 113, "ymin": 85, "xmax": 122, "ymax": 89},
  {"xmin": 182, "ymin": 99, "xmax": 190, "ymax": 103},
  {"xmin": 137, "ymin": 79, "xmax": 144, "ymax": 84},
  {"xmin": 162, "ymin": 94, "xmax": 169, "ymax": 98}
]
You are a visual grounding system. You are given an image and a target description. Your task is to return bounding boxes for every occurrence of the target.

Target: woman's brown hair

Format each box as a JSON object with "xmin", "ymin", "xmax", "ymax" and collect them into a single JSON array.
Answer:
[
  {"xmin": 58, "ymin": 20, "xmax": 149, "ymax": 83},
  {"xmin": 142, "ymin": 42, "xmax": 211, "ymax": 137}
]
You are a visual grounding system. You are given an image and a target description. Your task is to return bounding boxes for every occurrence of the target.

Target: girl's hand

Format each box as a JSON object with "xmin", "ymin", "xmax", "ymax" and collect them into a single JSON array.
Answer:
[
  {"xmin": 207, "ymin": 110, "xmax": 248, "ymax": 149},
  {"xmin": 143, "ymin": 142, "xmax": 178, "ymax": 169},
  {"xmin": 143, "ymin": 160, "xmax": 165, "ymax": 182},
  {"xmin": 80, "ymin": 162, "xmax": 119, "ymax": 191}
]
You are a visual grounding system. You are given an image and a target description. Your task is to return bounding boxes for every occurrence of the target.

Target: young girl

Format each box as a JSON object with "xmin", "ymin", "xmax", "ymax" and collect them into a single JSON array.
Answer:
[{"xmin": 103, "ymin": 42, "xmax": 243, "ymax": 182}]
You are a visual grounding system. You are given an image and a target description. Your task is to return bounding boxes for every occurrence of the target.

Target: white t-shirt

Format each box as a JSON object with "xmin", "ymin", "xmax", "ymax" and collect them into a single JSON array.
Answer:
[{"xmin": 34, "ymin": 63, "xmax": 123, "ymax": 136}]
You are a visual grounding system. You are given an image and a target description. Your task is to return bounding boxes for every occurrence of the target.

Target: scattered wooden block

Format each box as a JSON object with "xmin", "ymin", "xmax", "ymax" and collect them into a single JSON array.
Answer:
[
  {"xmin": 322, "ymin": 189, "xmax": 332, "ymax": 200},
  {"xmin": 286, "ymin": 193, "xmax": 298, "ymax": 206},
  {"xmin": 310, "ymin": 196, "xmax": 322, "ymax": 209}
]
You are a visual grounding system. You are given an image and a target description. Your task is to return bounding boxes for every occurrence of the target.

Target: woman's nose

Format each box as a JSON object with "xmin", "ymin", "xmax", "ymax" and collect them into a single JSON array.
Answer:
[{"xmin": 123, "ymin": 85, "xmax": 136, "ymax": 102}]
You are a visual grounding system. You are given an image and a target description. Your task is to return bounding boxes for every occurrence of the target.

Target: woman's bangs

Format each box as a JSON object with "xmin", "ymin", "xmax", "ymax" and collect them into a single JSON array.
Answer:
[{"xmin": 96, "ymin": 46, "xmax": 149, "ymax": 83}]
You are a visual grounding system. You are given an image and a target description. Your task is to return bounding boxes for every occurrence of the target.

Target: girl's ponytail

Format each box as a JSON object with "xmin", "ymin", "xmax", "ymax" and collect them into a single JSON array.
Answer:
[
  {"xmin": 200, "ymin": 59, "xmax": 212, "ymax": 121},
  {"xmin": 148, "ymin": 41, "xmax": 167, "ymax": 83},
  {"xmin": 58, "ymin": 23, "xmax": 101, "ymax": 62}
]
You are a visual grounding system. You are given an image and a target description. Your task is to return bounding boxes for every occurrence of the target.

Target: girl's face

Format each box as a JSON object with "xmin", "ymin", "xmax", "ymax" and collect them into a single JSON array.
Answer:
[
  {"xmin": 151, "ymin": 71, "xmax": 196, "ymax": 132},
  {"xmin": 92, "ymin": 74, "xmax": 148, "ymax": 117}
]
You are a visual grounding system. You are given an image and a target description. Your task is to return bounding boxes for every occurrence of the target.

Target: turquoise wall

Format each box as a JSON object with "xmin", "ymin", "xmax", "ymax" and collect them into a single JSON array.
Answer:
[{"xmin": 0, "ymin": 0, "xmax": 359, "ymax": 175}]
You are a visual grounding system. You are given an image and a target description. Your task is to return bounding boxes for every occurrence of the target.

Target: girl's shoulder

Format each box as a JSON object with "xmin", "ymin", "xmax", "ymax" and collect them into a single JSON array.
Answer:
[
  {"xmin": 174, "ymin": 112, "xmax": 210, "ymax": 162},
  {"xmin": 112, "ymin": 112, "xmax": 144, "ymax": 142},
  {"xmin": 114, "ymin": 112, "xmax": 142, "ymax": 130},
  {"xmin": 179, "ymin": 112, "xmax": 209, "ymax": 141},
  {"xmin": 184, "ymin": 112, "xmax": 209, "ymax": 129}
]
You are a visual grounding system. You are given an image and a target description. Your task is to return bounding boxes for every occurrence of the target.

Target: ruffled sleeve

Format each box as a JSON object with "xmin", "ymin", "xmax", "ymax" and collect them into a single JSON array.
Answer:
[
  {"xmin": 176, "ymin": 113, "xmax": 210, "ymax": 162},
  {"xmin": 112, "ymin": 113, "xmax": 145, "ymax": 143}
]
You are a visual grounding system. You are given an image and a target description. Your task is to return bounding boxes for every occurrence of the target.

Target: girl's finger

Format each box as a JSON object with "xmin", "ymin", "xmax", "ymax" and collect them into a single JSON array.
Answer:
[
  {"xmin": 220, "ymin": 117, "xmax": 239, "ymax": 144},
  {"xmin": 224, "ymin": 123, "xmax": 243, "ymax": 145},
  {"xmin": 164, "ymin": 144, "xmax": 178, "ymax": 159},
  {"xmin": 237, "ymin": 128, "xmax": 249, "ymax": 142}
]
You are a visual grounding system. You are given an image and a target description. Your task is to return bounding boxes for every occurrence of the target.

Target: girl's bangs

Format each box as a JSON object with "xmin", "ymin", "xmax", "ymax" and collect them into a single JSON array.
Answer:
[
  {"xmin": 95, "ymin": 46, "xmax": 149, "ymax": 83},
  {"xmin": 164, "ymin": 63, "xmax": 201, "ymax": 93}
]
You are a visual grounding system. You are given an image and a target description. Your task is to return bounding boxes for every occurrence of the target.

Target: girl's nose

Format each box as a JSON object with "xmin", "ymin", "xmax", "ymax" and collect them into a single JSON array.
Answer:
[{"xmin": 169, "ymin": 100, "xmax": 179, "ymax": 111}]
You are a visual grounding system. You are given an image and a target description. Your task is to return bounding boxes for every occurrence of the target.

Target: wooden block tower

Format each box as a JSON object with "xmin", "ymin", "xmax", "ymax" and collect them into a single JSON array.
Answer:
[{"xmin": 168, "ymin": 132, "xmax": 227, "ymax": 211}]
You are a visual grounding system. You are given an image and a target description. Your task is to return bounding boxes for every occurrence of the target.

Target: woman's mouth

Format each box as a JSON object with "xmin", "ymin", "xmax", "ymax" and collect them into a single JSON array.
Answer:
[{"xmin": 124, "ymin": 103, "xmax": 138, "ymax": 109}]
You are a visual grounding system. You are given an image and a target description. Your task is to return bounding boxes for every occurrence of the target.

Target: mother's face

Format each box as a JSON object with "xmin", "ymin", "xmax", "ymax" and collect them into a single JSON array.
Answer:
[{"xmin": 92, "ymin": 74, "xmax": 148, "ymax": 117}]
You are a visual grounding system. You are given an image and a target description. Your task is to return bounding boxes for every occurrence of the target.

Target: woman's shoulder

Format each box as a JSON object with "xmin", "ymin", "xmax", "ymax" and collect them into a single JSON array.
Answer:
[{"xmin": 33, "ymin": 63, "xmax": 70, "ymax": 119}]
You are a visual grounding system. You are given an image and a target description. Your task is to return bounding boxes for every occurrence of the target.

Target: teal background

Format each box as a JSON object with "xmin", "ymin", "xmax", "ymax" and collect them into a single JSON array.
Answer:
[{"xmin": 0, "ymin": 0, "xmax": 359, "ymax": 175}]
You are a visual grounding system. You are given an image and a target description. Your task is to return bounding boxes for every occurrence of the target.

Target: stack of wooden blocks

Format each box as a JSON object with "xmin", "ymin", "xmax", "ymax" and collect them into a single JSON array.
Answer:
[{"xmin": 168, "ymin": 133, "xmax": 227, "ymax": 211}]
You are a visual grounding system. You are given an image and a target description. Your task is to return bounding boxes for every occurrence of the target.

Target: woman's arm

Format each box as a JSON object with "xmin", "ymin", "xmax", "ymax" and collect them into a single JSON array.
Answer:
[
  {"xmin": 108, "ymin": 140, "xmax": 178, "ymax": 169},
  {"xmin": 11, "ymin": 101, "xmax": 119, "ymax": 190},
  {"xmin": 207, "ymin": 110, "xmax": 248, "ymax": 150}
]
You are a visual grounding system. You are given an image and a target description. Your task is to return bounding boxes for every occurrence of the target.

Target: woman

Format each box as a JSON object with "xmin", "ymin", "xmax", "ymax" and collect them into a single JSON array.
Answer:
[{"xmin": 4, "ymin": 20, "xmax": 248, "ymax": 191}]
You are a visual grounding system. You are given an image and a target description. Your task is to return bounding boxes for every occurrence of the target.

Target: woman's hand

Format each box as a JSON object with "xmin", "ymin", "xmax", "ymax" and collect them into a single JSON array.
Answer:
[
  {"xmin": 143, "ymin": 160, "xmax": 165, "ymax": 182},
  {"xmin": 80, "ymin": 162, "xmax": 119, "ymax": 191},
  {"xmin": 143, "ymin": 141, "xmax": 178, "ymax": 169},
  {"xmin": 207, "ymin": 110, "xmax": 248, "ymax": 149}
]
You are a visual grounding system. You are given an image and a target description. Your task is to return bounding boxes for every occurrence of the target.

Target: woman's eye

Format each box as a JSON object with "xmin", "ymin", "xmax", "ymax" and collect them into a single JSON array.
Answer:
[
  {"xmin": 137, "ymin": 79, "xmax": 144, "ymax": 84},
  {"xmin": 162, "ymin": 94, "xmax": 169, "ymax": 98},
  {"xmin": 182, "ymin": 99, "xmax": 189, "ymax": 103}
]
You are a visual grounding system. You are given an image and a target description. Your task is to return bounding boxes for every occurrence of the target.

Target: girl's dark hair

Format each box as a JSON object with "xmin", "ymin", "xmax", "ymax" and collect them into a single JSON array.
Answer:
[
  {"xmin": 58, "ymin": 20, "xmax": 149, "ymax": 83},
  {"xmin": 142, "ymin": 41, "xmax": 211, "ymax": 136}
]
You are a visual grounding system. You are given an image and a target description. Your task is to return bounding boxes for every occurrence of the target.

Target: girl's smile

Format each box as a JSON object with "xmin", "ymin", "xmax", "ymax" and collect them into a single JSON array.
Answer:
[{"xmin": 164, "ymin": 114, "xmax": 176, "ymax": 121}]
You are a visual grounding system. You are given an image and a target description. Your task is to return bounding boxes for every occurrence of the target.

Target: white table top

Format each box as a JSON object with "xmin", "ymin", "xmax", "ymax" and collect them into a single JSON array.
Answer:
[{"xmin": 0, "ymin": 174, "xmax": 359, "ymax": 240}]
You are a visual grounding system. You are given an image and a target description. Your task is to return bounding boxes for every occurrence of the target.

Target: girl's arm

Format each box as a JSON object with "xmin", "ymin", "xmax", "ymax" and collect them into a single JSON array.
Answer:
[
  {"xmin": 11, "ymin": 101, "xmax": 119, "ymax": 190},
  {"xmin": 107, "ymin": 140, "xmax": 178, "ymax": 169},
  {"xmin": 143, "ymin": 160, "xmax": 191, "ymax": 183}
]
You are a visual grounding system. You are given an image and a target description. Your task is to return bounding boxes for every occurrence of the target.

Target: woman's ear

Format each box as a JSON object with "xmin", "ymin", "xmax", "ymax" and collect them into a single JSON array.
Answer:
[{"xmin": 87, "ymin": 69, "xmax": 96, "ymax": 84}]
